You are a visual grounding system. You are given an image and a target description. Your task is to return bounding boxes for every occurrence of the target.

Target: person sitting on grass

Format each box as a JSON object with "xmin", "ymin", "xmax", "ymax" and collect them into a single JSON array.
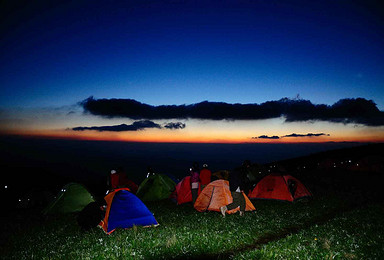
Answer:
[{"xmin": 220, "ymin": 160, "xmax": 251, "ymax": 217}]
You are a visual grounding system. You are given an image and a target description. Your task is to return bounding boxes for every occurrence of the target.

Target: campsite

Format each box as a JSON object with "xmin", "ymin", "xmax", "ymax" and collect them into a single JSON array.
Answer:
[
  {"xmin": 0, "ymin": 142, "xmax": 383, "ymax": 259},
  {"xmin": 1, "ymin": 1, "xmax": 384, "ymax": 258}
]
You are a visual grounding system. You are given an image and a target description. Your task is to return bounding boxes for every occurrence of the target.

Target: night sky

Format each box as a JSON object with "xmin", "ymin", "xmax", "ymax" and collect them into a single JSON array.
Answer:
[{"xmin": 1, "ymin": 0, "xmax": 383, "ymax": 143}]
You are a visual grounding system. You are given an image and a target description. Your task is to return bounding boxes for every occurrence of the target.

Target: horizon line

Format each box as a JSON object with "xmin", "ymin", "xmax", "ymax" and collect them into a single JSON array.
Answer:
[{"xmin": 1, "ymin": 133, "xmax": 380, "ymax": 145}]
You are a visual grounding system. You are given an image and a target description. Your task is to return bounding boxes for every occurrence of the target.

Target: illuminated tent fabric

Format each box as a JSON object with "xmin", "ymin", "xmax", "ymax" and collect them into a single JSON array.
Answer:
[
  {"xmin": 99, "ymin": 188, "xmax": 159, "ymax": 234},
  {"xmin": 248, "ymin": 174, "xmax": 312, "ymax": 202},
  {"xmin": 194, "ymin": 180, "xmax": 255, "ymax": 214},
  {"xmin": 173, "ymin": 176, "xmax": 201, "ymax": 205},
  {"xmin": 136, "ymin": 174, "xmax": 176, "ymax": 201},
  {"xmin": 42, "ymin": 183, "xmax": 95, "ymax": 214}
]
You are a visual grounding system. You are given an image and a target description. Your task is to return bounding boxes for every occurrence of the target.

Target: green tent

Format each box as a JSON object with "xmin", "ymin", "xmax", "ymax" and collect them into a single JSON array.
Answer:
[
  {"xmin": 42, "ymin": 183, "xmax": 95, "ymax": 214},
  {"xmin": 136, "ymin": 174, "xmax": 176, "ymax": 201}
]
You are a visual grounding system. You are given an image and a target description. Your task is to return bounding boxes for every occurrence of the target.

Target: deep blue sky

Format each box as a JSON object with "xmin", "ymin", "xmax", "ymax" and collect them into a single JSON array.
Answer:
[{"xmin": 1, "ymin": 0, "xmax": 384, "ymax": 109}]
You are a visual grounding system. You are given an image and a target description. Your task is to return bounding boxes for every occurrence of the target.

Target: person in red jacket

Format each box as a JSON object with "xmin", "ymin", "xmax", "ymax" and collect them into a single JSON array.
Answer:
[
  {"xmin": 190, "ymin": 162, "xmax": 200, "ymax": 204},
  {"xmin": 116, "ymin": 167, "xmax": 139, "ymax": 194},
  {"xmin": 108, "ymin": 170, "xmax": 119, "ymax": 191},
  {"xmin": 199, "ymin": 164, "xmax": 212, "ymax": 190}
]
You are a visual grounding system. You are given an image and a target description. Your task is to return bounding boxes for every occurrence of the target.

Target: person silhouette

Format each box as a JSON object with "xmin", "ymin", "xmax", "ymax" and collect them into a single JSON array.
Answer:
[
  {"xmin": 199, "ymin": 163, "xmax": 212, "ymax": 190},
  {"xmin": 220, "ymin": 160, "xmax": 251, "ymax": 217},
  {"xmin": 190, "ymin": 162, "xmax": 200, "ymax": 204}
]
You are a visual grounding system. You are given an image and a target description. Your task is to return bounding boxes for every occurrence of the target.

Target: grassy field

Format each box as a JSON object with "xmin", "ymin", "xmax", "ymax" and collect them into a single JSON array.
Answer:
[{"xmin": 1, "ymin": 168, "xmax": 383, "ymax": 259}]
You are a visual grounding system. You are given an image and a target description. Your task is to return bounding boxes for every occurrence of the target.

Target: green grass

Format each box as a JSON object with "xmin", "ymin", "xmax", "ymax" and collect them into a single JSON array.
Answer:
[
  {"xmin": 235, "ymin": 205, "xmax": 384, "ymax": 260},
  {"xmin": 1, "ymin": 193, "xmax": 383, "ymax": 259}
]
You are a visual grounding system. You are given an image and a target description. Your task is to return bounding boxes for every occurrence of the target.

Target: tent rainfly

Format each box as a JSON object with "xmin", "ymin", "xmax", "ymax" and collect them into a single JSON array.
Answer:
[
  {"xmin": 42, "ymin": 183, "xmax": 95, "ymax": 214},
  {"xmin": 136, "ymin": 174, "xmax": 176, "ymax": 201},
  {"xmin": 194, "ymin": 180, "xmax": 255, "ymax": 214},
  {"xmin": 248, "ymin": 174, "xmax": 312, "ymax": 202},
  {"xmin": 99, "ymin": 188, "xmax": 159, "ymax": 234}
]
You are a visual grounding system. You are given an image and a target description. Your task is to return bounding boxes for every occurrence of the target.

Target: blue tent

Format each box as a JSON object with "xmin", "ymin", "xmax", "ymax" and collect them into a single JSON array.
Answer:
[{"xmin": 99, "ymin": 188, "xmax": 159, "ymax": 234}]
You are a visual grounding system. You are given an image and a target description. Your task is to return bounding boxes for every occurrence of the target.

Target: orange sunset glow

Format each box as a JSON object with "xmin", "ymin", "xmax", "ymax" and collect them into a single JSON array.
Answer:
[
  {"xmin": 1, "ymin": 1, "xmax": 383, "ymax": 145},
  {"xmin": 2, "ymin": 116, "xmax": 383, "ymax": 144}
]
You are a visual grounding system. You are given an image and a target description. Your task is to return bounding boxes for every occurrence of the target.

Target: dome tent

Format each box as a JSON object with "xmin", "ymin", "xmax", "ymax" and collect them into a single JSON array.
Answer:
[
  {"xmin": 172, "ymin": 176, "xmax": 201, "ymax": 205},
  {"xmin": 194, "ymin": 180, "xmax": 255, "ymax": 214},
  {"xmin": 248, "ymin": 174, "xmax": 312, "ymax": 202},
  {"xmin": 136, "ymin": 174, "xmax": 176, "ymax": 201},
  {"xmin": 42, "ymin": 183, "xmax": 95, "ymax": 214},
  {"xmin": 99, "ymin": 188, "xmax": 158, "ymax": 234}
]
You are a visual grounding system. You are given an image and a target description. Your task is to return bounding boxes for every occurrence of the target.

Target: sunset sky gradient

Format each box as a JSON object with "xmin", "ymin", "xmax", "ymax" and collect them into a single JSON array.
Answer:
[{"xmin": 1, "ymin": 0, "xmax": 383, "ymax": 143}]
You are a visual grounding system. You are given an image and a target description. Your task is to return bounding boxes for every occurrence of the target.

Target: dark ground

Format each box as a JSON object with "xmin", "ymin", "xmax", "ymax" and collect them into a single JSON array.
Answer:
[{"xmin": 0, "ymin": 140, "xmax": 383, "ymax": 251}]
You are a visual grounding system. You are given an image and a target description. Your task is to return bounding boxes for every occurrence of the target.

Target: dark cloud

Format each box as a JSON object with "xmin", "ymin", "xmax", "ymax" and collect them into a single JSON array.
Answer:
[
  {"xmin": 80, "ymin": 97, "xmax": 384, "ymax": 126},
  {"xmin": 72, "ymin": 120, "xmax": 186, "ymax": 132},
  {"xmin": 163, "ymin": 122, "xmax": 186, "ymax": 129},
  {"xmin": 253, "ymin": 133, "xmax": 330, "ymax": 139},
  {"xmin": 282, "ymin": 133, "xmax": 330, "ymax": 138},
  {"xmin": 253, "ymin": 135, "xmax": 280, "ymax": 139},
  {"xmin": 72, "ymin": 120, "xmax": 161, "ymax": 132}
]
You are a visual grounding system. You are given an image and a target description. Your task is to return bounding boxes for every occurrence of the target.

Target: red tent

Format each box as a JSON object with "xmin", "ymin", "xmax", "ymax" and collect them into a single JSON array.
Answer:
[
  {"xmin": 172, "ymin": 176, "xmax": 201, "ymax": 205},
  {"xmin": 248, "ymin": 174, "xmax": 312, "ymax": 202}
]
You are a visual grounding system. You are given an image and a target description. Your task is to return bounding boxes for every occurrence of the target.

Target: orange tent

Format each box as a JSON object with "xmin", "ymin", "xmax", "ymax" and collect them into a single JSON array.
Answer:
[
  {"xmin": 248, "ymin": 174, "xmax": 312, "ymax": 202},
  {"xmin": 194, "ymin": 180, "xmax": 255, "ymax": 214}
]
